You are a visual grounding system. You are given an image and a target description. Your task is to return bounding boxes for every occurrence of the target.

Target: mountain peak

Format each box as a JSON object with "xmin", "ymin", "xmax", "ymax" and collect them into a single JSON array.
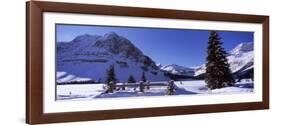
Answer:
[
  {"xmin": 104, "ymin": 32, "xmax": 119, "ymax": 38},
  {"xmin": 72, "ymin": 34, "xmax": 101, "ymax": 43},
  {"xmin": 94, "ymin": 32, "xmax": 136, "ymax": 52},
  {"xmin": 161, "ymin": 64, "xmax": 194, "ymax": 76},
  {"xmin": 163, "ymin": 64, "xmax": 193, "ymax": 70},
  {"xmin": 230, "ymin": 42, "xmax": 253, "ymax": 55}
]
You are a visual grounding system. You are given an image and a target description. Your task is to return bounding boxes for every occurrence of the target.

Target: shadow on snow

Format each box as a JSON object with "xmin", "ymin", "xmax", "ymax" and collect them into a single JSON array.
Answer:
[{"xmin": 235, "ymin": 83, "xmax": 254, "ymax": 89}]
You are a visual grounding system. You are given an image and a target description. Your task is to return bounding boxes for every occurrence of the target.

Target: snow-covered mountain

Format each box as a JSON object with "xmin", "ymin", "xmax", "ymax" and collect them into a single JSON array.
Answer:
[
  {"xmin": 56, "ymin": 32, "xmax": 168, "ymax": 83},
  {"xmin": 194, "ymin": 42, "xmax": 254, "ymax": 77},
  {"xmin": 161, "ymin": 64, "xmax": 195, "ymax": 76},
  {"xmin": 230, "ymin": 42, "xmax": 253, "ymax": 56}
]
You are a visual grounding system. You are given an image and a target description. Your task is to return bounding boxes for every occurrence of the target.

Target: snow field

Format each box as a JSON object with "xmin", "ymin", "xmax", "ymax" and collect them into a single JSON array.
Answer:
[{"xmin": 57, "ymin": 80, "xmax": 253, "ymax": 101}]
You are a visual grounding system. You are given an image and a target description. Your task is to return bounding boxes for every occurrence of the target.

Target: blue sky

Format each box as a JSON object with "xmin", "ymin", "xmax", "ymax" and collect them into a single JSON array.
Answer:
[{"xmin": 56, "ymin": 24, "xmax": 253, "ymax": 67}]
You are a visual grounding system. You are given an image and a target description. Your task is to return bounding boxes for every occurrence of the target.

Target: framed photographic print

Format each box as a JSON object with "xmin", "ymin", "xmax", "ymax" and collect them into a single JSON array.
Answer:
[{"xmin": 26, "ymin": 1, "xmax": 269, "ymax": 124}]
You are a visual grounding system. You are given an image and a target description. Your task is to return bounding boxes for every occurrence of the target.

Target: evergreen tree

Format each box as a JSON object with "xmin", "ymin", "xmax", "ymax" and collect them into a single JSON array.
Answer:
[
  {"xmin": 250, "ymin": 70, "xmax": 254, "ymax": 81},
  {"xmin": 127, "ymin": 75, "xmax": 136, "ymax": 83},
  {"xmin": 167, "ymin": 80, "xmax": 175, "ymax": 95},
  {"xmin": 139, "ymin": 81, "xmax": 145, "ymax": 92},
  {"xmin": 107, "ymin": 81, "xmax": 114, "ymax": 93},
  {"xmin": 141, "ymin": 71, "xmax": 146, "ymax": 82},
  {"xmin": 106, "ymin": 64, "xmax": 117, "ymax": 83},
  {"xmin": 205, "ymin": 31, "xmax": 234, "ymax": 89}
]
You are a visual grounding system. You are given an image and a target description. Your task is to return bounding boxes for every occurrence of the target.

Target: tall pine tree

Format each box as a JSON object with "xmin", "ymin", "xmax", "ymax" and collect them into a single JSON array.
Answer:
[
  {"xmin": 141, "ymin": 71, "xmax": 146, "ymax": 82},
  {"xmin": 127, "ymin": 75, "xmax": 136, "ymax": 83},
  {"xmin": 205, "ymin": 31, "xmax": 234, "ymax": 89},
  {"xmin": 106, "ymin": 64, "xmax": 117, "ymax": 83}
]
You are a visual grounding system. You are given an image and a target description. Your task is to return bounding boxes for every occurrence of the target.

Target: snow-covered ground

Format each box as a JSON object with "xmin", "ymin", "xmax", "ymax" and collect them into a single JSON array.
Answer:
[
  {"xmin": 56, "ymin": 80, "xmax": 254, "ymax": 101},
  {"xmin": 56, "ymin": 84, "xmax": 104, "ymax": 100},
  {"xmin": 175, "ymin": 80, "xmax": 253, "ymax": 94}
]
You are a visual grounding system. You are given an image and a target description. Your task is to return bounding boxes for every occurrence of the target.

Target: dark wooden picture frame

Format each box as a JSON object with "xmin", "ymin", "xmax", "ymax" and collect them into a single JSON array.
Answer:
[{"xmin": 26, "ymin": 1, "xmax": 269, "ymax": 124}]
